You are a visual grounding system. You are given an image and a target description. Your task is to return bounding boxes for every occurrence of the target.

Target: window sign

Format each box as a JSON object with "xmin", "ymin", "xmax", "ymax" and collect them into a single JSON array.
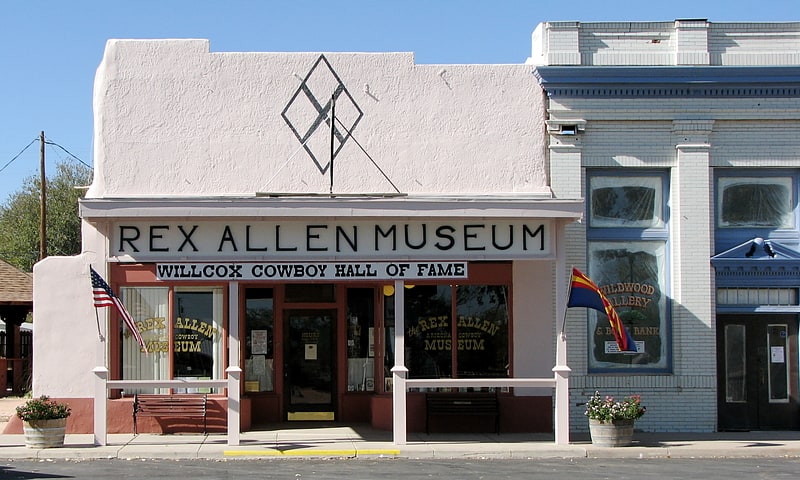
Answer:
[
  {"xmin": 403, "ymin": 283, "xmax": 510, "ymax": 381},
  {"xmin": 251, "ymin": 330, "xmax": 269, "ymax": 355},
  {"xmin": 119, "ymin": 286, "xmax": 224, "ymax": 393},
  {"xmin": 588, "ymin": 241, "xmax": 669, "ymax": 371},
  {"xmin": 173, "ymin": 289, "xmax": 224, "ymax": 386}
]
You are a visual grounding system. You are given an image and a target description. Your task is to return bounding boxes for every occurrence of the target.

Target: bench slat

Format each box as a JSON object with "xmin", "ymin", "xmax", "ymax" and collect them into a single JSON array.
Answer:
[
  {"xmin": 425, "ymin": 392, "xmax": 500, "ymax": 434},
  {"xmin": 133, "ymin": 394, "xmax": 208, "ymax": 434}
]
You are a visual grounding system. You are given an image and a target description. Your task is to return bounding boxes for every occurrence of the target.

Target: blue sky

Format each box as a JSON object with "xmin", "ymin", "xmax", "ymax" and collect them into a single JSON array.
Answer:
[{"xmin": 1, "ymin": 1, "xmax": 798, "ymax": 202}]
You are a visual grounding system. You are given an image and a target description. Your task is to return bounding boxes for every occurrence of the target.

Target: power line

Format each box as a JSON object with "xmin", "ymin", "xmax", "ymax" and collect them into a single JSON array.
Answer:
[
  {"xmin": 1, "ymin": 136, "xmax": 92, "ymax": 176},
  {"xmin": 0, "ymin": 138, "xmax": 38, "ymax": 174},
  {"xmin": 44, "ymin": 138, "xmax": 92, "ymax": 169}
]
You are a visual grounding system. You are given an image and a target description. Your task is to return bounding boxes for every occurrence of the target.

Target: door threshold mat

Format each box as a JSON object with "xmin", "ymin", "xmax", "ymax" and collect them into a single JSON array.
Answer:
[{"xmin": 287, "ymin": 411, "xmax": 335, "ymax": 421}]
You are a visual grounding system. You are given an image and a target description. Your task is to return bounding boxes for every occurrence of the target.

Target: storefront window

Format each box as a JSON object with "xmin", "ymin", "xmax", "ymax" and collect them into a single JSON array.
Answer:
[
  {"xmin": 587, "ymin": 241, "xmax": 668, "ymax": 371},
  {"xmin": 403, "ymin": 284, "xmax": 510, "ymax": 380},
  {"xmin": 587, "ymin": 170, "xmax": 670, "ymax": 373},
  {"xmin": 119, "ymin": 286, "xmax": 224, "ymax": 393},
  {"xmin": 406, "ymin": 285, "xmax": 453, "ymax": 378},
  {"xmin": 346, "ymin": 288, "xmax": 375, "ymax": 392},
  {"xmin": 173, "ymin": 288, "xmax": 225, "ymax": 390},
  {"xmin": 456, "ymin": 285, "xmax": 509, "ymax": 378},
  {"xmin": 244, "ymin": 288, "xmax": 274, "ymax": 393},
  {"xmin": 120, "ymin": 287, "xmax": 169, "ymax": 391}
]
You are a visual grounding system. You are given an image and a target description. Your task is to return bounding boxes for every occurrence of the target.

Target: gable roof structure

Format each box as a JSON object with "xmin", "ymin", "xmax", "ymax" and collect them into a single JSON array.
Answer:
[
  {"xmin": 711, "ymin": 237, "xmax": 800, "ymax": 288},
  {"xmin": 0, "ymin": 259, "xmax": 33, "ymax": 305}
]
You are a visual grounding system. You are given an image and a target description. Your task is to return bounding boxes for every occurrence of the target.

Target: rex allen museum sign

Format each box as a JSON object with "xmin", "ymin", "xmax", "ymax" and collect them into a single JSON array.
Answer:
[{"xmin": 110, "ymin": 219, "xmax": 553, "ymax": 261}]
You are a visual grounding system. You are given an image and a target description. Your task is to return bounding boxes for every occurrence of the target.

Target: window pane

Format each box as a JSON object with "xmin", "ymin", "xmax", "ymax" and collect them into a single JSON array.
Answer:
[
  {"xmin": 718, "ymin": 177, "xmax": 793, "ymax": 228},
  {"xmin": 121, "ymin": 287, "xmax": 170, "ymax": 394},
  {"xmin": 346, "ymin": 288, "xmax": 375, "ymax": 392},
  {"xmin": 405, "ymin": 285, "xmax": 452, "ymax": 379},
  {"xmin": 455, "ymin": 285, "xmax": 509, "ymax": 378},
  {"xmin": 590, "ymin": 176, "xmax": 663, "ymax": 228},
  {"xmin": 588, "ymin": 241, "xmax": 668, "ymax": 371},
  {"xmin": 244, "ymin": 288, "xmax": 274, "ymax": 393},
  {"xmin": 285, "ymin": 284, "xmax": 335, "ymax": 303},
  {"xmin": 174, "ymin": 289, "xmax": 224, "ymax": 388},
  {"xmin": 768, "ymin": 324, "xmax": 789, "ymax": 402},
  {"xmin": 383, "ymin": 287, "xmax": 395, "ymax": 392},
  {"xmin": 725, "ymin": 324, "xmax": 746, "ymax": 403}
]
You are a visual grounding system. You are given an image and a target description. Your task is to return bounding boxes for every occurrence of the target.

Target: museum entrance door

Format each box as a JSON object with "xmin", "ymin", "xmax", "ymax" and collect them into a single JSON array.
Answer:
[
  {"xmin": 284, "ymin": 309, "xmax": 336, "ymax": 421},
  {"xmin": 717, "ymin": 314, "xmax": 799, "ymax": 430}
]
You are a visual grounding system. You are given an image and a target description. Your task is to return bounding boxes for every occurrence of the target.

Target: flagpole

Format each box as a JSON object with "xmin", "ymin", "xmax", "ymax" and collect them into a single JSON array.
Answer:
[
  {"xmin": 94, "ymin": 308, "xmax": 105, "ymax": 342},
  {"xmin": 560, "ymin": 265, "xmax": 575, "ymax": 336}
]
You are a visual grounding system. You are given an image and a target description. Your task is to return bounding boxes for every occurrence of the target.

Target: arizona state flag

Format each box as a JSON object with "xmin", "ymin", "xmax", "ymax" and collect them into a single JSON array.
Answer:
[{"xmin": 567, "ymin": 267, "xmax": 636, "ymax": 352}]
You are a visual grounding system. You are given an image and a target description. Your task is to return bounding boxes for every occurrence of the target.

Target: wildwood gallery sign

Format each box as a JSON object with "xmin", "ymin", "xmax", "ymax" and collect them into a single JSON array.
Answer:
[{"xmin": 110, "ymin": 220, "xmax": 552, "ymax": 260}]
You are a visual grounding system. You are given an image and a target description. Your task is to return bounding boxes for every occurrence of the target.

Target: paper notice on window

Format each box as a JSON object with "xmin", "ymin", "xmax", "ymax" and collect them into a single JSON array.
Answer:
[
  {"xmin": 251, "ymin": 330, "xmax": 269, "ymax": 355},
  {"xmin": 771, "ymin": 346, "xmax": 785, "ymax": 363},
  {"xmin": 305, "ymin": 344, "xmax": 318, "ymax": 360},
  {"xmin": 252, "ymin": 354, "xmax": 267, "ymax": 374}
]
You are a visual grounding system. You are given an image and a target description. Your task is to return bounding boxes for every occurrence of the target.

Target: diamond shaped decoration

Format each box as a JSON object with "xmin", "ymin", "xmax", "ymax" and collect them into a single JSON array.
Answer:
[{"xmin": 282, "ymin": 55, "xmax": 364, "ymax": 174}]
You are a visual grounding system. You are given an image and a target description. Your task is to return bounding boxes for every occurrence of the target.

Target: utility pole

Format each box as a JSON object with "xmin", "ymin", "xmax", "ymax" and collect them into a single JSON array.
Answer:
[{"xmin": 39, "ymin": 131, "xmax": 47, "ymax": 260}]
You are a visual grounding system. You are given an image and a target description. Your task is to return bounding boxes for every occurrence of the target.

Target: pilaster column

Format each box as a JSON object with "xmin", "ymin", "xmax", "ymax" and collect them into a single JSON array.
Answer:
[
  {"xmin": 545, "ymin": 22, "xmax": 581, "ymax": 65},
  {"xmin": 672, "ymin": 119, "xmax": 716, "ymax": 376},
  {"xmin": 549, "ymin": 142, "xmax": 583, "ymax": 200},
  {"xmin": 675, "ymin": 19, "xmax": 710, "ymax": 65}
]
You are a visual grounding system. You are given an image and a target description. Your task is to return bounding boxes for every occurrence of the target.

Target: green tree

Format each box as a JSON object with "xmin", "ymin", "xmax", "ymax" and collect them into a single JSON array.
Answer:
[{"xmin": 0, "ymin": 161, "xmax": 92, "ymax": 271}]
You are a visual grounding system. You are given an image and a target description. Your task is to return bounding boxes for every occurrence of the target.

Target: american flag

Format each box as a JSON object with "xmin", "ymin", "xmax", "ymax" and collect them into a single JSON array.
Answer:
[{"xmin": 90, "ymin": 267, "xmax": 148, "ymax": 353}]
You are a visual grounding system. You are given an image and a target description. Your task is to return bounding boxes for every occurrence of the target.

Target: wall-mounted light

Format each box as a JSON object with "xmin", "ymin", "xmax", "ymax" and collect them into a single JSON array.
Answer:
[
  {"xmin": 546, "ymin": 119, "xmax": 586, "ymax": 135},
  {"xmin": 745, "ymin": 237, "xmax": 776, "ymax": 258}
]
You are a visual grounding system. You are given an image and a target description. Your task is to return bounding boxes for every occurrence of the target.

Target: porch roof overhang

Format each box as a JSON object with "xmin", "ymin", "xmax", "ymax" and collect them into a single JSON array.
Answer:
[
  {"xmin": 79, "ymin": 195, "xmax": 585, "ymax": 221},
  {"xmin": 533, "ymin": 66, "xmax": 800, "ymax": 99}
]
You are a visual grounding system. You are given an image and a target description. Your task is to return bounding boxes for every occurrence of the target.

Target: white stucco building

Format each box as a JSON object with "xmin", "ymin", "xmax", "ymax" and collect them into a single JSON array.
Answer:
[{"xmin": 30, "ymin": 37, "xmax": 581, "ymax": 444}]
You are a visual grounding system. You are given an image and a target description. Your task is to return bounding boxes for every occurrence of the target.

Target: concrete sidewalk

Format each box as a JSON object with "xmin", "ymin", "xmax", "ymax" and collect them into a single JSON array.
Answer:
[
  {"xmin": 1, "ymin": 426, "xmax": 799, "ymax": 460},
  {"xmin": 3, "ymin": 398, "xmax": 800, "ymax": 460}
]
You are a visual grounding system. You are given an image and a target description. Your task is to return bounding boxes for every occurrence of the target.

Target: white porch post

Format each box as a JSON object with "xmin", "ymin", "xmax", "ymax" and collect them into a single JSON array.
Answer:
[
  {"xmin": 391, "ymin": 280, "xmax": 408, "ymax": 445},
  {"xmin": 553, "ymin": 220, "xmax": 571, "ymax": 445},
  {"xmin": 226, "ymin": 281, "xmax": 241, "ymax": 446},
  {"xmin": 92, "ymin": 366, "xmax": 108, "ymax": 446}
]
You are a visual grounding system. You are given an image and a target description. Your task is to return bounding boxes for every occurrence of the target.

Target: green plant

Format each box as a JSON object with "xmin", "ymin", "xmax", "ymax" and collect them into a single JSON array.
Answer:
[
  {"xmin": 585, "ymin": 391, "xmax": 646, "ymax": 422},
  {"xmin": 15, "ymin": 395, "xmax": 71, "ymax": 422}
]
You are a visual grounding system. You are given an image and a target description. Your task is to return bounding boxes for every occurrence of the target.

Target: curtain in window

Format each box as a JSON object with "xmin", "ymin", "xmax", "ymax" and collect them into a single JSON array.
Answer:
[
  {"xmin": 719, "ymin": 177, "xmax": 792, "ymax": 228},
  {"xmin": 120, "ymin": 287, "xmax": 169, "ymax": 394},
  {"xmin": 590, "ymin": 176, "xmax": 663, "ymax": 228}
]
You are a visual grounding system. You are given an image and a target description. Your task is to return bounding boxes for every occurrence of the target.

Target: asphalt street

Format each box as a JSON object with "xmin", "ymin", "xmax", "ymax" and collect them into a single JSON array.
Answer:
[{"xmin": 2, "ymin": 457, "xmax": 800, "ymax": 480}]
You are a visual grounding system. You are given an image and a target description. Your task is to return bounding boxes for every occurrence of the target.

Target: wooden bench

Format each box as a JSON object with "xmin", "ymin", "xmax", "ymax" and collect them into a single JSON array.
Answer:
[
  {"xmin": 133, "ymin": 394, "xmax": 208, "ymax": 434},
  {"xmin": 425, "ymin": 391, "xmax": 500, "ymax": 434}
]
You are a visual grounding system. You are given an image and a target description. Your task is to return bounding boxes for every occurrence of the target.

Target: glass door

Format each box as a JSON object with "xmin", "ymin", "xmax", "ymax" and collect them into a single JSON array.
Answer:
[
  {"xmin": 284, "ymin": 309, "xmax": 336, "ymax": 420},
  {"xmin": 717, "ymin": 314, "xmax": 799, "ymax": 430}
]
